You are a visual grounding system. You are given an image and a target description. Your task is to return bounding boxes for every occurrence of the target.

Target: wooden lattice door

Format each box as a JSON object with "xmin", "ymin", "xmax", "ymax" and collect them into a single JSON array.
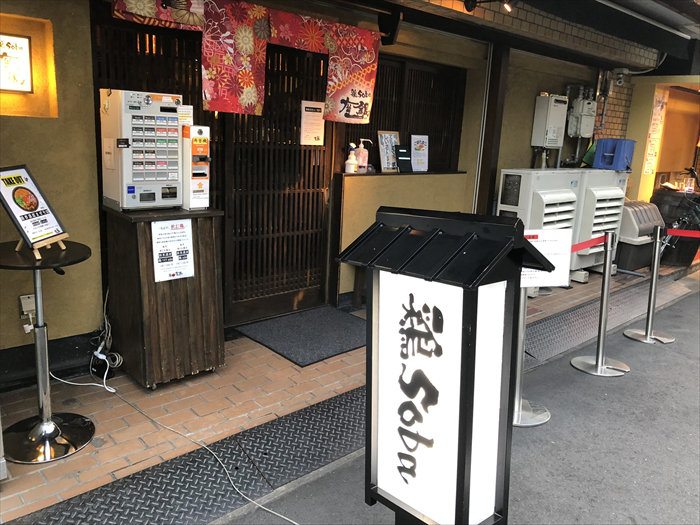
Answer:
[{"xmin": 224, "ymin": 45, "xmax": 332, "ymax": 325}]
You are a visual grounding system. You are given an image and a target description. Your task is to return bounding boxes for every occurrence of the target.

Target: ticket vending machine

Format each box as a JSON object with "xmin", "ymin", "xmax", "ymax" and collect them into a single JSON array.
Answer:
[
  {"xmin": 181, "ymin": 125, "xmax": 210, "ymax": 210},
  {"xmin": 99, "ymin": 89, "xmax": 183, "ymax": 210}
]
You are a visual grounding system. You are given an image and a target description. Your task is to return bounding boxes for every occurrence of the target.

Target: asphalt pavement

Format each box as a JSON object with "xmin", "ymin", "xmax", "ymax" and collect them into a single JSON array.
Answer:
[{"xmin": 216, "ymin": 273, "xmax": 699, "ymax": 525}]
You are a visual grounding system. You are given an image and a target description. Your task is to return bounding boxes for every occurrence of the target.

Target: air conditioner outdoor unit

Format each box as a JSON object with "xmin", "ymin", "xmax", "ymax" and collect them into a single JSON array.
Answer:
[
  {"xmin": 497, "ymin": 169, "xmax": 581, "ymax": 230},
  {"xmin": 570, "ymin": 170, "xmax": 628, "ymax": 271},
  {"xmin": 497, "ymin": 169, "xmax": 579, "ymax": 293},
  {"xmin": 497, "ymin": 168, "xmax": 628, "ymax": 276}
]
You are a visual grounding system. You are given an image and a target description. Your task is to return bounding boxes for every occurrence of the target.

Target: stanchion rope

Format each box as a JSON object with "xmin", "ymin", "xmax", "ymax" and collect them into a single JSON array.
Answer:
[
  {"xmin": 667, "ymin": 229, "xmax": 700, "ymax": 238},
  {"xmin": 571, "ymin": 235, "xmax": 606, "ymax": 253}
]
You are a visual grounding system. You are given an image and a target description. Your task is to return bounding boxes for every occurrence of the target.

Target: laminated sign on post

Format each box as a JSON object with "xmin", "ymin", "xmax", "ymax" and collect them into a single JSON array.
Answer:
[
  {"xmin": 339, "ymin": 207, "xmax": 553, "ymax": 525},
  {"xmin": 0, "ymin": 164, "xmax": 68, "ymax": 259}
]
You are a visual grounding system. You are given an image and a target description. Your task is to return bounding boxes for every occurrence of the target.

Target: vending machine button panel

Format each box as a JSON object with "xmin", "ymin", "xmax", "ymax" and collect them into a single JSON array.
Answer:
[{"xmin": 99, "ymin": 89, "xmax": 184, "ymax": 210}]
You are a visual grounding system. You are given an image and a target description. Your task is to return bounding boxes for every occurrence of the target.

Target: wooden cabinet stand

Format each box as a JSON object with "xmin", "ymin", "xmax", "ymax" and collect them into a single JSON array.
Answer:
[{"xmin": 104, "ymin": 208, "xmax": 225, "ymax": 389}]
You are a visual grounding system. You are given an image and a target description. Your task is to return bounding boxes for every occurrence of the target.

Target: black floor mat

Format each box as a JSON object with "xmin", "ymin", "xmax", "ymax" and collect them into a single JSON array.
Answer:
[{"xmin": 235, "ymin": 305, "xmax": 367, "ymax": 367}]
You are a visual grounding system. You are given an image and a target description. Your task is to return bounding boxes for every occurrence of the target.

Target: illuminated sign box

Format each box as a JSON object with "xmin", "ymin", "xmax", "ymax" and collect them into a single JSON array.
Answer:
[
  {"xmin": 0, "ymin": 14, "xmax": 57, "ymax": 118},
  {"xmin": 339, "ymin": 207, "xmax": 552, "ymax": 524},
  {"xmin": 0, "ymin": 33, "xmax": 33, "ymax": 93}
]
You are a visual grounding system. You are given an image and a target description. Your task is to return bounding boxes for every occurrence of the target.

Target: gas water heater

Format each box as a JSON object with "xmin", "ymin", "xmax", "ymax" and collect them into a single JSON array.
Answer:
[{"xmin": 531, "ymin": 94, "xmax": 568, "ymax": 148}]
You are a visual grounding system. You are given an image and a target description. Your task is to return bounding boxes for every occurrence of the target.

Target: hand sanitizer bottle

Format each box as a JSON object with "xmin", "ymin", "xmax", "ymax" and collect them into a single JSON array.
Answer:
[
  {"xmin": 356, "ymin": 139, "xmax": 372, "ymax": 172},
  {"xmin": 344, "ymin": 143, "xmax": 358, "ymax": 173}
]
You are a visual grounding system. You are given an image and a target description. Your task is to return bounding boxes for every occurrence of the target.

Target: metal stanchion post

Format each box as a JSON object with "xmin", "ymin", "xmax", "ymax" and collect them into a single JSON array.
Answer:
[
  {"xmin": 623, "ymin": 225, "xmax": 676, "ymax": 344},
  {"xmin": 513, "ymin": 288, "xmax": 550, "ymax": 427},
  {"xmin": 571, "ymin": 232, "xmax": 631, "ymax": 377}
]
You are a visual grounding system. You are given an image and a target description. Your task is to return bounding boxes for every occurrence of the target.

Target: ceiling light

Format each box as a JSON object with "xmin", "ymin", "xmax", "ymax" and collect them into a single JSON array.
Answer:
[
  {"xmin": 464, "ymin": 0, "xmax": 519, "ymax": 14},
  {"xmin": 503, "ymin": 0, "xmax": 520, "ymax": 13}
]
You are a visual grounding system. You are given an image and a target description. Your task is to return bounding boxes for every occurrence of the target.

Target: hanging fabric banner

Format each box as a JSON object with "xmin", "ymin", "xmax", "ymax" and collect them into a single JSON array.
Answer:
[
  {"xmin": 268, "ymin": 11, "xmax": 379, "ymax": 123},
  {"xmin": 112, "ymin": 0, "xmax": 205, "ymax": 30},
  {"xmin": 202, "ymin": 0, "xmax": 269, "ymax": 115},
  {"xmin": 112, "ymin": 0, "xmax": 380, "ymax": 122}
]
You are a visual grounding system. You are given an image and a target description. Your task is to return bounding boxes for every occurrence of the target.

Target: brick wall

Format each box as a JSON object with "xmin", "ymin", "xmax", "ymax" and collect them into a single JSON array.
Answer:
[
  {"xmin": 596, "ymin": 74, "xmax": 633, "ymax": 140},
  {"xmin": 399, "ymin": 0, "xmax": 661, "ymax": 70},
  {"xmin": 397, "ymin": 0, "xmax": 646, "ymax": 141}
]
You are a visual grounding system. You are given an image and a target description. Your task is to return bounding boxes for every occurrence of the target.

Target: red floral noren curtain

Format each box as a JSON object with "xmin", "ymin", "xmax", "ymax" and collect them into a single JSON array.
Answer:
[
  {"xmin": 268, "ymin": 10, "xmax": 379, "ymax": 123},
  {"xmin": 112, "ymin": 0, "xmax": 380, "ymax": 123},
  {"xmin": 202, "ymin": 1, "xmax": 269, "ymax": 115},
  {"xmin": 112, "ymin": 0, "xmax": 205, "ymax": 30}
]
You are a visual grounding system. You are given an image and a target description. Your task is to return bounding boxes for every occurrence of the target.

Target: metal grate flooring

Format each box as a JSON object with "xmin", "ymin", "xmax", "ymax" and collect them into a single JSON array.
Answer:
[
  {"xmin": 10, "ymin": 388, "xmax": 366, "ymax": 525},
  {"xmin": 524, "ymin": 276, "xmax": 692, "ymax": 367}
]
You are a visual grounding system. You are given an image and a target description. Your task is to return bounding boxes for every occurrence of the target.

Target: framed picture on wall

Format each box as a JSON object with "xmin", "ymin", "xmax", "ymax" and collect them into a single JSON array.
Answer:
[{"xmin": 377, "ymin": 131, "xmax": 399, "ymax": 173}]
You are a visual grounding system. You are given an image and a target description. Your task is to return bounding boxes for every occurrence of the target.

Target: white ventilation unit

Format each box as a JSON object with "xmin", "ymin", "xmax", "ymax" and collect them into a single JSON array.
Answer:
[
  {"xmin": 497, "ymin": 169, "xmax": 581, "ymax": 230},
  {"xmin": 535, "ymin": 191, "xmax": 578, "ymax": 230},
  {"xmin": 497, "ymin": 168, "xmax": 628, "ymax": 273},
  {"xmin": 570, "ymin": 170, "xmax": 628, "ymax": 270},
  {"xmin": 497, "ymin": 169, "xmax": 578, "ymax": 292}
]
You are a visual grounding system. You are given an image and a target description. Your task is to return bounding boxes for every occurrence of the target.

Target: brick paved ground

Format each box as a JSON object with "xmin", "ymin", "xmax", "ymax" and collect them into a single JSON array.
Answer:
[{"xmin": 0, "ymin": 338, "xmax": 366, "ymax": 523}]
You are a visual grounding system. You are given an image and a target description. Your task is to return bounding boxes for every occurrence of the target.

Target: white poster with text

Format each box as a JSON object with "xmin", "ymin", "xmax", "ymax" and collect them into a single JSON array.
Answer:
[
  {"xmin": 152, "ymin": 219, "xmax": 195, "ymax": 282},
  {"xmin": 521, "ymin": 229, "xmax": 572, "ymax": 287},
  {"xmin": 300, "ymin": 101, "xmax": 325, "ymax": 146}
]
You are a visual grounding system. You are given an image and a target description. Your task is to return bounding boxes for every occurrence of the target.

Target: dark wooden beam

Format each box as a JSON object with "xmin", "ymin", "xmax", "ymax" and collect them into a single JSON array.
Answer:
[{"xmin": 475, "ymin": 43, "xmax": 510, "ymax": 216}]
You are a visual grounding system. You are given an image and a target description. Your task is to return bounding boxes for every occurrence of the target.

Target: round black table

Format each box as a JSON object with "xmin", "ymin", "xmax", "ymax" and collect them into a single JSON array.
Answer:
[{"xmin": 0, "ymin": 241, "xmax": 95, "ymax": 464}]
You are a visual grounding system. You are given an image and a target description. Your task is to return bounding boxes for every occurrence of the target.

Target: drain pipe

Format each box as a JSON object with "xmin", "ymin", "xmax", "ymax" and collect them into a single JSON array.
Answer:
[{"xmin": 595, "ymin": 69, "xmax": 610, "ymax": 131}]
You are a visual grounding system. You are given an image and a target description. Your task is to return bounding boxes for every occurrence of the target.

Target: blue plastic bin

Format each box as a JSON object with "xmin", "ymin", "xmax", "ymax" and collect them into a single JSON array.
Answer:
[{"xmin": 593, "ymin": 138, "xmax": 635, "ymax": 171}]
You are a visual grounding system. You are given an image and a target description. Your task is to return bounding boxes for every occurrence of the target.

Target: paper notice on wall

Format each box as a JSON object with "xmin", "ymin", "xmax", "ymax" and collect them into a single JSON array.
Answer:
[
  {"xmin": 300, "ymin": 101, "xmax": 325, "ymax": 145},
  {"xmin": 521, "ymin": 229, "xmax": 572, "ymax": 287},
  {"xmin": 152, "ymin": 219, "xmax": 195, "ymax": 282},
  {"xmin": 178, "ymin": 105, "xmax": 194, "ymax": 126},
  {"xmin": 642, "ymin": 88, "xmax": 668, "ymax": 177}
]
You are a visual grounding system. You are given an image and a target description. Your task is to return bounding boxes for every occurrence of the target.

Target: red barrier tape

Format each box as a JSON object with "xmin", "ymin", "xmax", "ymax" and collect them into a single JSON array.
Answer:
[
  {"xmin": 571, "ymin": 235, "xmax": 606, "ymax": 253},
  {"xmin": 667, "ymin": 229, "xmax": 700, "ymax": 239}
]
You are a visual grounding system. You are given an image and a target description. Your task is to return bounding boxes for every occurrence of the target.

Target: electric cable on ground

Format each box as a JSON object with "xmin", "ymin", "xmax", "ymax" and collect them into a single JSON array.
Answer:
[
  {"xmin": 47, "ymin": 286, "xmax": 299, "ymax": 525},
  {"xmin": 48, "ymin": 364, "xmax": 299, "ymax": 525}
]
